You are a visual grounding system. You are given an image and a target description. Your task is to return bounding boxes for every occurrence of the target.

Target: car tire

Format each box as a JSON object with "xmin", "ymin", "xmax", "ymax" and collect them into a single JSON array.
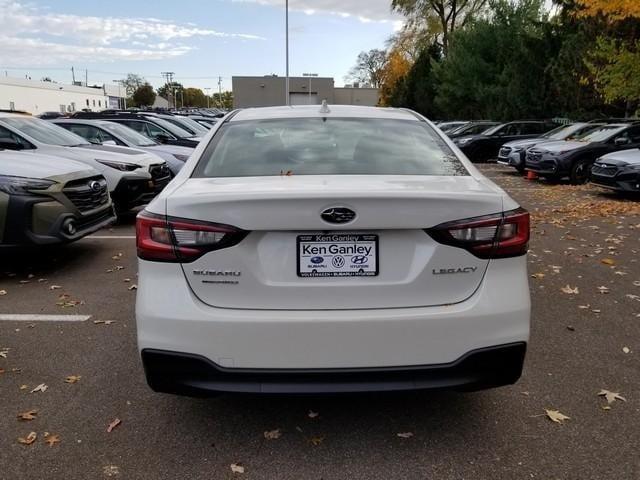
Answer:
[
  {"xmin": 570, "ymin": 159, "xmax": 591, "ymax": 185},
  {"xmin": 515, "ymin": 164, "xmax": 525, "ymax": 174}
]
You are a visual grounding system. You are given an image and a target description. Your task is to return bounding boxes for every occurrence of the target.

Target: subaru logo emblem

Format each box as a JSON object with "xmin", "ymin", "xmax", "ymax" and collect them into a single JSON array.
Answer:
[
  {"xmin": 321, "ymin": 207, "xmax": 356, "ymax": 224},
  {"xmin": 89, "ymin": 180, "xmax": 101, "ymax": 192},
  {"xmin": 310, "ymin": 257, "xmax": 324, "ymax": 265}
]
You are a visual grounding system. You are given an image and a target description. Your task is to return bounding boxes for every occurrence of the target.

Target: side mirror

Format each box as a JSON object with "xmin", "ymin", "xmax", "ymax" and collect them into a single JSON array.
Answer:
[
  {"xmin": 155, "ymin": 134, "xmax": 170, "ymax": 144},
  {"xmin": 102, "ymin": 140, "xmax": 117, "ymax": 146},
  {"xmin": 614, "ymin": 137, "xmax": 630, "ymax": 146},
  {"xmin": 0, "ymin": 138, "xmax": 23, "ymax": 151}
]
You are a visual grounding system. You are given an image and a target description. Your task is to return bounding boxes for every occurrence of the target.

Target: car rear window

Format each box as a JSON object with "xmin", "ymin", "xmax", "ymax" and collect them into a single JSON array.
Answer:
[{"xmin": 193, "ymin": 118, "xmax": 468, "ymax": 177}]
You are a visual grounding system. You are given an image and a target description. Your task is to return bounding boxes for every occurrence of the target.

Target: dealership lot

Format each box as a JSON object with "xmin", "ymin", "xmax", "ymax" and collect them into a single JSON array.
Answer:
[{"xmin": 1, "ymin": 165, "xmax": 639, "ymax": 479}]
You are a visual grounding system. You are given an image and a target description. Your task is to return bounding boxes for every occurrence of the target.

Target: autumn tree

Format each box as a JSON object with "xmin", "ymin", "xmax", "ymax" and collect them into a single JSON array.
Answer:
[
  {"xmin": 392, "ymin": 0, "xmax": 489, "ymax": 54},
  {"xmin": 347, "ymin": 49, "xmax": 387, "ymax": 87},
  {"xmin": 379, "ymin": 49, "xmax": 413, "ymax": 106},
  {"xmin": 574, "ymin": 0, "xmax": 640, "ymax": 20}
]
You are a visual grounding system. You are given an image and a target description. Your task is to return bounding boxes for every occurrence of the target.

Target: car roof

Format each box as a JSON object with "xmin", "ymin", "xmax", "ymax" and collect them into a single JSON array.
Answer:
[
  {"xmin": 229, "ymin": 105, "xmax": 421, "ymax": 122},
  {"xmin": 0, "ymin": 112, "xmax": 33, "ymax": 119},
  {"xmin": 53, "ymin": 118, "xmax": 111, "ymax": 126}
]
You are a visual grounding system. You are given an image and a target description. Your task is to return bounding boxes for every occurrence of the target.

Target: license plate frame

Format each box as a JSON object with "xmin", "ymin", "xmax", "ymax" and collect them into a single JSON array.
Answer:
[{"xmin": 297, "ymin": 233, "xmax": 379, "ymax": 278}]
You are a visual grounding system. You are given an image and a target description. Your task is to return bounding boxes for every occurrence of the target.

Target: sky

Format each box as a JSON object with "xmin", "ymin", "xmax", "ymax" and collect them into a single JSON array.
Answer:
[{"xmin": 0, "ymin": 0, "xmax": 402, "ymax": 91}]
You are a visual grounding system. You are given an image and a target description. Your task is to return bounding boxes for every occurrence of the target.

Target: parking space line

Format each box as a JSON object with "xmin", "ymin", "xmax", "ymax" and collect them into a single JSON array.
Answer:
[
  {"xmin": 0, "ymin": 314, "xmax": 91, "ymax": 322},
  {"xmin": 85, "ymin": 235, "xmax": 136, "ymax": 239}
]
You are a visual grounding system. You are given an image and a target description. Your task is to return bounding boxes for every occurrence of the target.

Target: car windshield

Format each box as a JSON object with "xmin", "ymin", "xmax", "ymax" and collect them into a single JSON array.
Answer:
[
  {"xmin": 2, "ymin": 117, "xmax": 89, "ymax": 146},
  {"xmin": 482, "ymin": 124, "xmax": 507, "ymax": 136},
  {"xmin": 147, "ymin": 117, "xmax": 194, "ymax": 138},
  {"xmin": 576, "ymin": 125, "xmax": 626, "ymax": 143},
  {"xmin": 195, "ymin": 118, "xmax": 468, "ymax": 178},
  {"xmin": 172, "ymin": 117, "xmax": 209, "ymax": 135},
  {"xmin": 100, "ymin": 122, "xmax": 157, "ymax": 147},
  {"xmin": 542, "ymin": 124, "xmax": 573, "ymax": 139}
]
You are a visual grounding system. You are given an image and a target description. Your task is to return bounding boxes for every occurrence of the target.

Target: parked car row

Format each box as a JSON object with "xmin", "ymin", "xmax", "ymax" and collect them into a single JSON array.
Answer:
[
  {"xmin": 0, "ymin": 108, "xmax": 214, "ymax": 248},
  {"xmin": 498, "ymin": 120, "xmax": 640, "ymax": 191}
]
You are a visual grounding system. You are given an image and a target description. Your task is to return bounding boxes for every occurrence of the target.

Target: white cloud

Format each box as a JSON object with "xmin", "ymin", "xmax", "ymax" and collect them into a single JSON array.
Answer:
[
  {"xmin": 0, "ymin": 0, "xmax": 264, "ymax": 65},
  {"xmin": 233, "ymin": 0, "xmax": 401, "ymax": 23}
]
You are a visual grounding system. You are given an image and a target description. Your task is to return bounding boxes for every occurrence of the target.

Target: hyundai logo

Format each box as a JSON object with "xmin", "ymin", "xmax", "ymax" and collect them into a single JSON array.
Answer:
[
  {"xmin": 310, "ymin": 256, "xmax": 324, "ymax": 265},
  {"xmin": 321, "ymin": 207, "xmax": 356, "ymax": 224},
  {"xmin": 351, "ymin": 255, "xmax": 368, "ymax": 265},
  {"xmin": 89, "ymin": 180, "xmax": 102, "ymax": 192}
]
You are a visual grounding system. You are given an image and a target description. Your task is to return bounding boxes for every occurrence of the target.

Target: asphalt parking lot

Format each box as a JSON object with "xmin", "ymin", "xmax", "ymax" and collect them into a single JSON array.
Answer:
[{"xmin": 1, "ymin": 164, "xmax": 639, "ymax": 480}]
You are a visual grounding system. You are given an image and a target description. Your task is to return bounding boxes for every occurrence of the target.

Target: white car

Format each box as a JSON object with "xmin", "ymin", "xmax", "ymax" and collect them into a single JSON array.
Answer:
[
  {"xmin": 136, "ymin": 105, "xmax": 531, "ymax": 395},
  {"xmin": 0, "ymin": 113, "xmax": 171, "ymax": 212},
  {"xmin": 51, "ymin": 119, "xmax": 192, "ymax": 175}
]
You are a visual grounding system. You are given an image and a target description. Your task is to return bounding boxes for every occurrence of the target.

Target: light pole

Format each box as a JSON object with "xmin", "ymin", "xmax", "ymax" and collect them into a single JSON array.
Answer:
[
  {"xmin": 285, "ymin": 0, "xmax": 290, "ymax": 106},
  {"xmin": 303, "ymin": 73, "xmax": 318, "ymax": 104},
  {"xmin": 204, "ymin": 88, "xmax": 211, "ymax": 108}
]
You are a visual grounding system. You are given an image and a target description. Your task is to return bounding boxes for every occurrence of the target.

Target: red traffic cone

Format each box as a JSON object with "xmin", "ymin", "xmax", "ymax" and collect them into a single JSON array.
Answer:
[{"xmin": 526, "ymin": 170, "xmax": 538, "ymax": 180}]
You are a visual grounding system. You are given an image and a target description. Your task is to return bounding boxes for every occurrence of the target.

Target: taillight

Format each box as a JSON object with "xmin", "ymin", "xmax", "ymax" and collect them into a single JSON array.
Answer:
[
  {"xmin": 426, "ymin": 208, "xmax": 529, "ymax": 259},
  {"xmin": 136, "ymin": 211, "xmax": 248, "ymax": 263}
]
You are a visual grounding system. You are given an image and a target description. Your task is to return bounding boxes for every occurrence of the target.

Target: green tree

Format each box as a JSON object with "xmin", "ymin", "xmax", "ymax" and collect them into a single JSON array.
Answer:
[
  {"xmin": 132, "ymin": 83, "xmax": 156, "ymax": 107},
  {"xmin": 212, "ymin": 91, "xmax": 234, "ymax": 109}
]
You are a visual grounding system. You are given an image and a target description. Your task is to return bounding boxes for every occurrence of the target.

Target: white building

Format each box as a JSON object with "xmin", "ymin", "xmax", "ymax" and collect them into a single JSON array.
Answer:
[{"xmin": 0, "ymin": 76, "xmax": 126, "ymax": 115}]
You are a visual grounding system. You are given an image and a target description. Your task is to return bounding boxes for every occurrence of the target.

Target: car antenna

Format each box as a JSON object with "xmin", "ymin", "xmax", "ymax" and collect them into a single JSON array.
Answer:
[{"xmin": 319, "ymin": 100, "xmax": 331, "ymax": 114}]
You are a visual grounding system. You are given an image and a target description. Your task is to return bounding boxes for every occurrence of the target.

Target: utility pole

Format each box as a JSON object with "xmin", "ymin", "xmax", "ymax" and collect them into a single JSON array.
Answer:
[
  {"xmin": 303, "ymin": 73, "xmax": 318, "ymax": 104},
  {"xmin": 85, "ymin": 69, "xmax": 88, "ymax": 86},
  {"xmin": 161, "ymin": 71, "xmax": 175, "ymax": 108},
  {"xmin": 71, "ymin": 67, "xmax": 76, "ymax": 85},
  {"xmin": 204, "ymin": 88, "xmax": 211, "ymax": 108},
  {"xmin": 285, "ymin": 0, "xmax": 290, "ymax": 106},
  {"xmin": 218, "ymin": 76, "xmax": 223, "ymax": 109}
]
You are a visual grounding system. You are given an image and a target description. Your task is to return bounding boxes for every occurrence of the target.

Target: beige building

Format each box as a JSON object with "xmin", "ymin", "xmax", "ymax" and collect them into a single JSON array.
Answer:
[{"xmin": 232, "ymin": 76, "xmax": 380, "ymax": 108}]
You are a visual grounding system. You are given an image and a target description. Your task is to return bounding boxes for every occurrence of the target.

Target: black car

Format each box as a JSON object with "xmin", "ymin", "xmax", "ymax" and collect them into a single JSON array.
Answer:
[
  {"xmin": 453, "ymin": 121, "xmax": 557, "ymax": 162},
  {"xmin": 71, "ymin": 112, "xmax": 202, "ymax": 148},
  {"xmin": 497, "ymin": 122, "xmax": 604, "ymax": 173},
  {"xmin": 590, "ymin": 149, "xmax": 640, "ymax": 193},
  {"xmin": 447, "ymin": 121, "xmax": 500, "ymax": 139},
  {"xmin": 526, "ymin": 123, "xmax": 640, "ymax": 184}
]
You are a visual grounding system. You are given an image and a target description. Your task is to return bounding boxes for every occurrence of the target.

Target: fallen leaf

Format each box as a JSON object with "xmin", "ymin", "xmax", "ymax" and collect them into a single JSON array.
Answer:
[
  {"xmin": 123, "ymin": 278, "xmax": 131, "ymax": 283},
  {"xmin": 0, "ymin": 348, "xmax": 8, "ymax": 358},
  {"xmin": 107, "ymin": 418, "xmax": 121, "ymax": 433},
  {"xmin": 531, "ymin": 273, "xmax": 545, "ymax": 280},
  {"xmin": 230, "ymin": 464, "xmax": 245, "ymax": 474},
  {"xmin": 30, "ymin": 383, "xmax": 48, "ymax": 393},
  {"xmin": 93, "ymin": 320, "xmax": 115, "ymax": 325},
  {"xmin": 44, "ymin": 433, "xmax": 60, "ymax": 447},
  {"xmin": 597, "ymin": 286, "xmax": 610, "ymax": 294},
  {"xmin": 307, "ymin": 410, "xmax": 319, "ymax": 419},
  {"xmin": 396, "ymin": 432, "xmax": 414, "ymax": 438},
  {"xmin": 601, "ymin": 258, "xmax": 616, "ymax": 266},
  {"xmin": 111, "ymin": 253, "xmax": 123, "ymax": 260},
  {"xmin": 0, "ymin": 290, "xmax": 7, "ymax": 296},
  {"xmin": 598, "ymin": 390, "xmax": 626, "ymax": 404},
  {"xmin": 19, "ymin": 384, "xmax": 28, "ymax": 390},
  {"xmin": 310, "ymin": 436, "xmax": 324, "ymax": 446},
  {"xmin": 545, "ymin": 409, "xmax": 570, "ymax": 424},
  {"xmin": 49, "ymin": 285, "xmax": 62, "ymax": 290},
  {"xmin": 103, "ymin": 466, "xmax": 120, "ymax": 477},
  {"xmin": 17, "ymin": 409, "xmax": 38, "ymax": 421},
  {"xmin": 65, "ymin": 375, "xmax": 81, "ymax": 384},
  {"xmin": 128, "ymin": 285, "xmax": 137, "ymax": 291},
  {"xmin": 561, "ymin": 285, "xmax": 579, "ymax": 295},
  {"xmin": 264, "ymin": 429, "xmax": 281, "ymax": 440},
  {"xmin": 623, "ymin": 347, "xmax": 631, "ymax": 354},
  {"xmin": 18, "ymin": 432, "xmax": 37, "ymax": 445}
]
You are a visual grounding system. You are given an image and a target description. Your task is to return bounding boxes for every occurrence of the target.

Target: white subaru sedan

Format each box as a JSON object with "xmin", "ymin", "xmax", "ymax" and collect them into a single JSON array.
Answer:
[{"xmin": 135, "ymin": 105, "xmax": 530, "ymax": 396}]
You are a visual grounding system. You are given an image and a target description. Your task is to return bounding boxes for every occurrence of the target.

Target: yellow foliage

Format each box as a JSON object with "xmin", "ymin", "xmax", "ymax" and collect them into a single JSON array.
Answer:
[
  {"xmin": 379, "ymin": 50, "xmax": 412, "ymax": 106},
  {"xmin": 576, "ymin": 0, "xmax": 640, "ymax": 20}
]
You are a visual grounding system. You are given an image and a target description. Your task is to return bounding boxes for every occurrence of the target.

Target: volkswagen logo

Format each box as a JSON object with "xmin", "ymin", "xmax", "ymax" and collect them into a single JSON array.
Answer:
[
  {"xmin": 321, "ymin": 207, "xmax": 356, "ymax": 224},
  {"xmin": 89, "ymin": 180, "xmax": 102, "ymax": 192},
  {"xmin": 332, "ymin": 255, "xmax": 346, "ymax": 268}
]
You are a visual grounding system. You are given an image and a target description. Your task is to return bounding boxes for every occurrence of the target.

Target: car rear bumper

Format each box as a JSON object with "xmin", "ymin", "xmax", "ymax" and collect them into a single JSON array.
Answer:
[
  {"xmin": 141, "ymin": 342, "xmax": 527, "ymax": 395},
  {"xmin": 136, "ymin": 256, "xmax": 531, "ymax": 392}
]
